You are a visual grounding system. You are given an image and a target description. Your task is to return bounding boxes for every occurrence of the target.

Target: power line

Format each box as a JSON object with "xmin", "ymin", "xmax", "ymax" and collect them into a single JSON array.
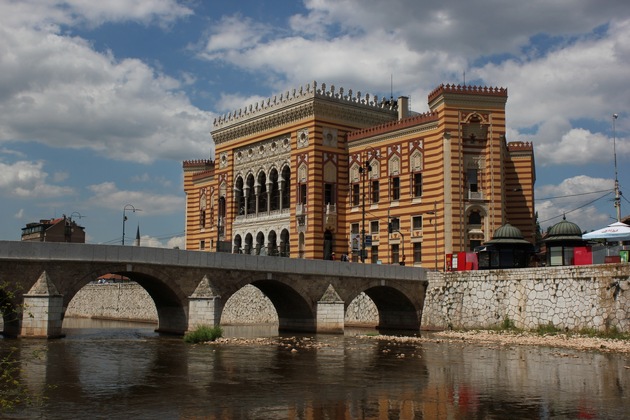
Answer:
[
  {"xmin": 539, "ymin": 191, "xmax": 613, "ymax": 224},
  {"xmin": 535, "ymin": 188, "xmax": 613, "ymax": 202}
]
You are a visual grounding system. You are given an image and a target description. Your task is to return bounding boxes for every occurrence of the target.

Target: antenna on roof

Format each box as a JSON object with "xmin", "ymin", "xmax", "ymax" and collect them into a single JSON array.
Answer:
[
  {"xmin": 390, "ymin": 74, "xmax": 394, "ymax": 100},
  {"xmin": 463, "ymin": 70, "xmax": 466, "ymax": 86}
]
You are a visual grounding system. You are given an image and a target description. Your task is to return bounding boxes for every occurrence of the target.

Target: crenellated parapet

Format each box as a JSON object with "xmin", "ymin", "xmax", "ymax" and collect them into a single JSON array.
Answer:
[
  {"xmin": 428, "ymin": 84, "xmax": 508, "ymax": 103},
  {"xmin": 507, "ymin": 141, "xmax": 533, "ymax": 151},
  {"xmin": 183, "ymin": 159, "xmax": 214, "ymax": 169},
  {"xmin": 348, "ymin": 111, "xmax": 439, "ymax": 142},
  {"xmin": 213, "ymin": 81, "xmax": 398, "ymax": 130}
]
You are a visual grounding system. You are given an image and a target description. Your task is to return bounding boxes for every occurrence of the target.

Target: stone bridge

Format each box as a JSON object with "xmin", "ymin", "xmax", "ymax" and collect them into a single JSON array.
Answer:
[{"xmin": 0, "ymin": 241, "xmax": 428, "ymax": 338}]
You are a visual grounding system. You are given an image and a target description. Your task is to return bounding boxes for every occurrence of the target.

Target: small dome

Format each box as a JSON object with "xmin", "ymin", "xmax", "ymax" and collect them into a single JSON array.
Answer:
[
  {"xmin": 492, "ymin": 223, "xmax": 524, "ymax": 240},
  {"xmin": 486, "ymin": 223, "xmax": 531, "ymax": 245},
  {"xmin": 545, "ymin": 217, "xmax": 584, "ymax": 242},
  {"xmin": 548, "ymin": 219, "xmax": 582, "ymax": 237}
]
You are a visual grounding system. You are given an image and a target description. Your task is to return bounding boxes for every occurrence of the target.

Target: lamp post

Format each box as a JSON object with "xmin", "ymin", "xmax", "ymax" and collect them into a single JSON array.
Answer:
[
  {"xmin": 613, "ymin": 113, "xmax": 621, "ymax": 222},
  {"xmin": 359, "ymin": 147, "xmax": 378, "ymax": 263},
  {"xmin": 122, "ymin": 204, "xmax": 141, "ymax": 245},
  {"xmin": 426, "ymin": 201, "xmax": 438, "ymax": 271}
]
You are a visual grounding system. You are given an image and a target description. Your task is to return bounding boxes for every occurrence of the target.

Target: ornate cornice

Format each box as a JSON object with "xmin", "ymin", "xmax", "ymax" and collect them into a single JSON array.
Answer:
[{"xmin": 212, "ymin": 81, "xmax": 398, "ymax": 144}]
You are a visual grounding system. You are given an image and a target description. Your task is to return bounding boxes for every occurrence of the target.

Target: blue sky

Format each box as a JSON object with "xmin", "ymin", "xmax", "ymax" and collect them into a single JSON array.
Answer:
[{"xmin": 1, "ymin": 0, "xmax": 628, "ymax": 247}]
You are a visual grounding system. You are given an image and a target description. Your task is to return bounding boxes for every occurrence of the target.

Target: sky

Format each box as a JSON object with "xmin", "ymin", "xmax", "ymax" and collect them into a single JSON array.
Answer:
[{"xmin": 0, "ymin": 0, "xmax": 629, "ymax": 247}]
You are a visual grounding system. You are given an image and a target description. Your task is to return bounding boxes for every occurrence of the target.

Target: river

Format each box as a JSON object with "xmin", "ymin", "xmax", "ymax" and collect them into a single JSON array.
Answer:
[{"xmin": 2, "ymin": 318, "xmax": 629, "ymax": 419}]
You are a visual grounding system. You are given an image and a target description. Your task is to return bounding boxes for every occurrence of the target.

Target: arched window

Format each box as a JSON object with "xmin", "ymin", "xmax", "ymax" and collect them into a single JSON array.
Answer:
[
  {"xmin": 234, "ymin": 176, "xmax": 244, "ymax": 215},
  {"xmin": 246, "ymin": 174, "xmax": 256, "ymax": 214},
  {"xmin": 469, "ymin": 211, "xmax": 482, "ymax": 225},
  {"xmin": 269, "ymin": 168, "xmax": 280, "ymax": 211},
  {"xmin": 257, "ymin": 172, "xmax": 267, "ymax": 213},
  {"xmin": 281, "ymin": 165, "xmax": 291, "ymax": 209}
]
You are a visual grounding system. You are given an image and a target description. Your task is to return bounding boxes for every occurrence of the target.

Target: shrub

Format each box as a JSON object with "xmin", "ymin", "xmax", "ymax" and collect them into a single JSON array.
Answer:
[
  {"xmin": 536, "ymin": 322, "xmax": 561, "ymax": 335},
  {"xmin": 500, "ymin": 316, "xmax": 516, "ymax": 330},
  {"xmin": 184, "ymin": 325, "xmax": 223, "ymax": 344}
]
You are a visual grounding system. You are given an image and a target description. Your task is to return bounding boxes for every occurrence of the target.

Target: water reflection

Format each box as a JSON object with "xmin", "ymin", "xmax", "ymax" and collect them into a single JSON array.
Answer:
[{"xmin": 2, "ymin": 319, "xmax": 629, "ymax": 419}]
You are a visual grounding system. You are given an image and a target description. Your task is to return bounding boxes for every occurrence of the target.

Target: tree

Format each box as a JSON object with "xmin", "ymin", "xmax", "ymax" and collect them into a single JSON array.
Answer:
[{"xmin": 0, "ymin": 280, "xmax": 46, "ymax": 412}]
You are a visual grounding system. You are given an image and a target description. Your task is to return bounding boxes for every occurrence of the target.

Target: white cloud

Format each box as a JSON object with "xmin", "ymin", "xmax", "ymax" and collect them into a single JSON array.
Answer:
[
  {"xmin": 536, "ymin": 175, "xmax": 615, "ymax": 231},
  {"xmin": 0, "ymin": 160, "xmax": 74, "ymax": 198},
  {"xmin": 0, "ymin": 0, "xmax": 192, "ymax": 29},
  {"xmin": 86, "ymin": 182, "xmax": 183, "ymax": 215},
  {"xmin": 0, "ymin": 2, "xmax": 212, "ymax": 164},
  {"xmin": 137, "ymin": 234, "xmax": 185, "ymax": 249}
]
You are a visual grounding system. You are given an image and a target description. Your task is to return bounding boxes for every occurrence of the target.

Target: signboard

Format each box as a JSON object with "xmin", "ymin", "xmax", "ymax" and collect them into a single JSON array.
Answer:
[
  {"xmin": 351, "ymin": 234, "xmax": 360, "ymax": 251},
  {"xmin": 365, "ymin": 235, "xmax": 372, "ymax": 247}
]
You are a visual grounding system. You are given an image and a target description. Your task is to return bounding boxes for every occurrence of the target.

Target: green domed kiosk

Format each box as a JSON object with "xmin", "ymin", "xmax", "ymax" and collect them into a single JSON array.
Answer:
[
  {"xmin": 543, "ymin": 216, "xmax": 586, "ymax": 266},
  {"xmin": 476, "ymin": 223, "xmax": 535, "ymax": 269}
]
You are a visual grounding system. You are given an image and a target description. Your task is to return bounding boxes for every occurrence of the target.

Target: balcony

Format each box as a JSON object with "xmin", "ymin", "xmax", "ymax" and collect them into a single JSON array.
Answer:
[
  {"xmin": 468, "ymin": 190, "xmax": 484, "ymax": 201},
  {"xmin": 324, "ymin": 203, "xmax": 337, "ymax": 229},
  {"xmin": 296, "ymin": 203, "xmax": 307, "ymax": 216}
]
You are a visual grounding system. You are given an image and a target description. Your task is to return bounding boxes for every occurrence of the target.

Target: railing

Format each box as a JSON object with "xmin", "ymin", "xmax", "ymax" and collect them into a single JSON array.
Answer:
[{"xmin": 468, "ymin": 190, "xmax": 484, "ymax": 200}]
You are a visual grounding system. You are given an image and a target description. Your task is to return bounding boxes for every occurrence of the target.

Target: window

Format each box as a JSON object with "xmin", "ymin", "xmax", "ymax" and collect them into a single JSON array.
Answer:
[
  {"xmin": 391, "ymin": 244, "xmax": 400, "ymax": 264},
  {"xmin": 467, "ymin": 169, "xmax": 478, "ymax": 192},
  {"xmin": 469, "ymin": 239, "xmax": 481, "ymax": 252},
  {"xmin": 351, "ymin": 223, "xmax": 360, "ymax": 234},
  {"xmin": 370, "ymin": 220, "xmax": 379, "ymax": 234},
  {"xmin": 199, "ymin": 240, "xmax": 205, "ymax": 250},
  {"xmin": 468, "ymin": 211, "xmax": 481, "ymax": 225},
  {"xmin": 299, "ymin": 183, "xmax": 307, "ymax": 204},
  {"xmin": 391, "ymin": 176, "xmax": 400, "ymax": 200},
  {"xmin": 412, "ymin": 215, "xmax": 422, "ymax": 230},
  {"xmin": 389, "ymin": 217, "xmax": 400, "ymax": 233},
  {"xmin": 413, "ymin": 242, "xmax": 422, "ymax": 264},
  {"xmin": 324, "ymin": 183, "xmax": 336, "ymax": 205},
  {"xmin": 371, "ymin": 245, "xmax": 379, "ymax": 264},
  {"xmin": 413, "ymin": 173, "xmax": 422, "ymax": 197},
  {"xmin": 371, "ymin": 180, "xmax": 380, "ymax": 203},
  {"xmin": 200, "ymin": 210, "xmax": 206, "ymax": 228},
  {"xmin": 352, "ymin": 184, "xmax": 360, "ymax": 206}
]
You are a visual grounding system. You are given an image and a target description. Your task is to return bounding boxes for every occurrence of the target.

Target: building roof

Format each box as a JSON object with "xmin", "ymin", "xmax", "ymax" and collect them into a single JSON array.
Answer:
[
  {"xmin": 544, "ymin": 217, "xmax": 584, "ymax": 242},
  {"xmin": 486, "ymin": 223, "xmax": 532, "ymax": 245}
]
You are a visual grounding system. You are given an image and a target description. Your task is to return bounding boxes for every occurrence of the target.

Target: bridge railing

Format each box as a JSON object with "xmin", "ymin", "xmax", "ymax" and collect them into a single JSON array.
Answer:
[{"xmin": 0, "ymin": 241, "xmax": 428, "ymax": 281}]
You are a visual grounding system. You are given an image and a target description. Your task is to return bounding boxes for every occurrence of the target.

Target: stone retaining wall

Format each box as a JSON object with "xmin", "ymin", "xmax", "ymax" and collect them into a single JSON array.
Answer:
[{"xmin": 422, "ymin": 264, "xmax": 630, "ymax": 332}]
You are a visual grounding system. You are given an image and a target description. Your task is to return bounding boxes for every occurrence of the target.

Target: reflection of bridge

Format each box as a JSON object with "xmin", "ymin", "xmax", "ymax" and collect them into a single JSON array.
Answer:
[{"xmin": 0, "ymin": 241, "xmax": 428, "ymax": 338}]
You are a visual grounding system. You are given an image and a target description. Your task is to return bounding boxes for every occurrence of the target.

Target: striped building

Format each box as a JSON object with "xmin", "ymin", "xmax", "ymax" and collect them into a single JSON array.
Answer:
[{"xmin": 183, "ymin": 82, "xmax": 535, "ymax": 270}]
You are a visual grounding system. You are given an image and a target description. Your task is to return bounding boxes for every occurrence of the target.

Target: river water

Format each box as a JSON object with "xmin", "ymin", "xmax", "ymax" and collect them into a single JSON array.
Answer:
[{"xmin": 2, "ymin": 318, "xmax": 630, "ymax": 419}]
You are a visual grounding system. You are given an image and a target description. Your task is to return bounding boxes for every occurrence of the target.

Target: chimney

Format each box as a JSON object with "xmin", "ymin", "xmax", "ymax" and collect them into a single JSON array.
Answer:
[{"xmin": 398, "ymin": 96, "xmax": 409, "ymax": 120}]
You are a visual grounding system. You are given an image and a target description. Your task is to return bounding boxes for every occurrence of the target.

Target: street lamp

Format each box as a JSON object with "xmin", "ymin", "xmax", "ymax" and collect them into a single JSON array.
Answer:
[
  {"xmin": 426, "ymin": 201, "xmax": 438, "ymax": 271},
  {"xmin": 612, "ymin": 113, "xmax": 621, "ymax": 222},
  {"xmin": 359, "ymin": 147, "xmax": 378, "ymax": 263},
  {"xmin": 122, "ymin": 204, "xmax": 141, "ymax": 245}
]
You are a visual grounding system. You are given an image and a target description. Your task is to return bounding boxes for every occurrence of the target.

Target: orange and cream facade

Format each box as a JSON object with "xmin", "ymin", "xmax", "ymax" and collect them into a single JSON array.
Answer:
[{"xmin": 183, "ymin": 82, "xmax": 535, "ymax": 270}]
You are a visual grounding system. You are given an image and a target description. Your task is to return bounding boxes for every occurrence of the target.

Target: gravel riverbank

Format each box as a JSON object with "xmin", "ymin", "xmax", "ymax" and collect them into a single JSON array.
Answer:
[
  {"xmin": 206, "ymin": 330, "xmax": 630, "ymax": 355},
  {"xmin": 379, "ymin": 330, "xmax": 630, "ymax": 354}
]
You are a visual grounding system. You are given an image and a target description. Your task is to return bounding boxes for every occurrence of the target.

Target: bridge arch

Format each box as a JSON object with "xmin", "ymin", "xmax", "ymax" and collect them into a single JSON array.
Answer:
[
  {"xmin": 343, "ymin": 284, "xmax": 423, "ymax": 332},
  {"xmin": 216, "ymin": 275, "xmax": 316, "ymax": 333},
  {"xmin": 47, "ymin": 264, "xmax": 190, "ymax": 335}
]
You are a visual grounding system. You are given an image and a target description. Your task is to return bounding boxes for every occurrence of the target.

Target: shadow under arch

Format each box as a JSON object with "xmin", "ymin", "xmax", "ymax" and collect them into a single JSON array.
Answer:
[
  {"xmin": 65, "ymin": 268, "xmax": 188, "ymax": 335},
  {"xmin": 0, "ymin": 284, "xmax": 19, "ymax": 337},
  {"xmin": 248, "ymin": 279, "xmax": 314, "ymax": 333},
  {"xmin": 361, "ymin": 286, "xmax": 420, "ymax": 333}
]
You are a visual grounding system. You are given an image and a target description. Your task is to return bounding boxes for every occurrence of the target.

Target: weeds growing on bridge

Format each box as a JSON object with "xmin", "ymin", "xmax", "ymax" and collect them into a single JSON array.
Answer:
[{"xmin": 184, "ymin": 325, "xmax": 224, "ymax": 344}]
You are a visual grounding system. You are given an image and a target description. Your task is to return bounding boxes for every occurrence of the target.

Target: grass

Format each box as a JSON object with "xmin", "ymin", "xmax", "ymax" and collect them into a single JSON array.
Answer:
[
  {"xmin": 183, "ymin": 325, "xmax": 223, "ymax": 344},
  {"xmin": 489, "ymin": 316, "xmax": 630, "ymax": 341}
]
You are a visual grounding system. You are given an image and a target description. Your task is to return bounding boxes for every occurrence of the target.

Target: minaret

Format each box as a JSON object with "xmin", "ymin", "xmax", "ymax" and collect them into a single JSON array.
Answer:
[{"xmin": 135, "ymin": 224, "xmax": 140, "ymax": 247}]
